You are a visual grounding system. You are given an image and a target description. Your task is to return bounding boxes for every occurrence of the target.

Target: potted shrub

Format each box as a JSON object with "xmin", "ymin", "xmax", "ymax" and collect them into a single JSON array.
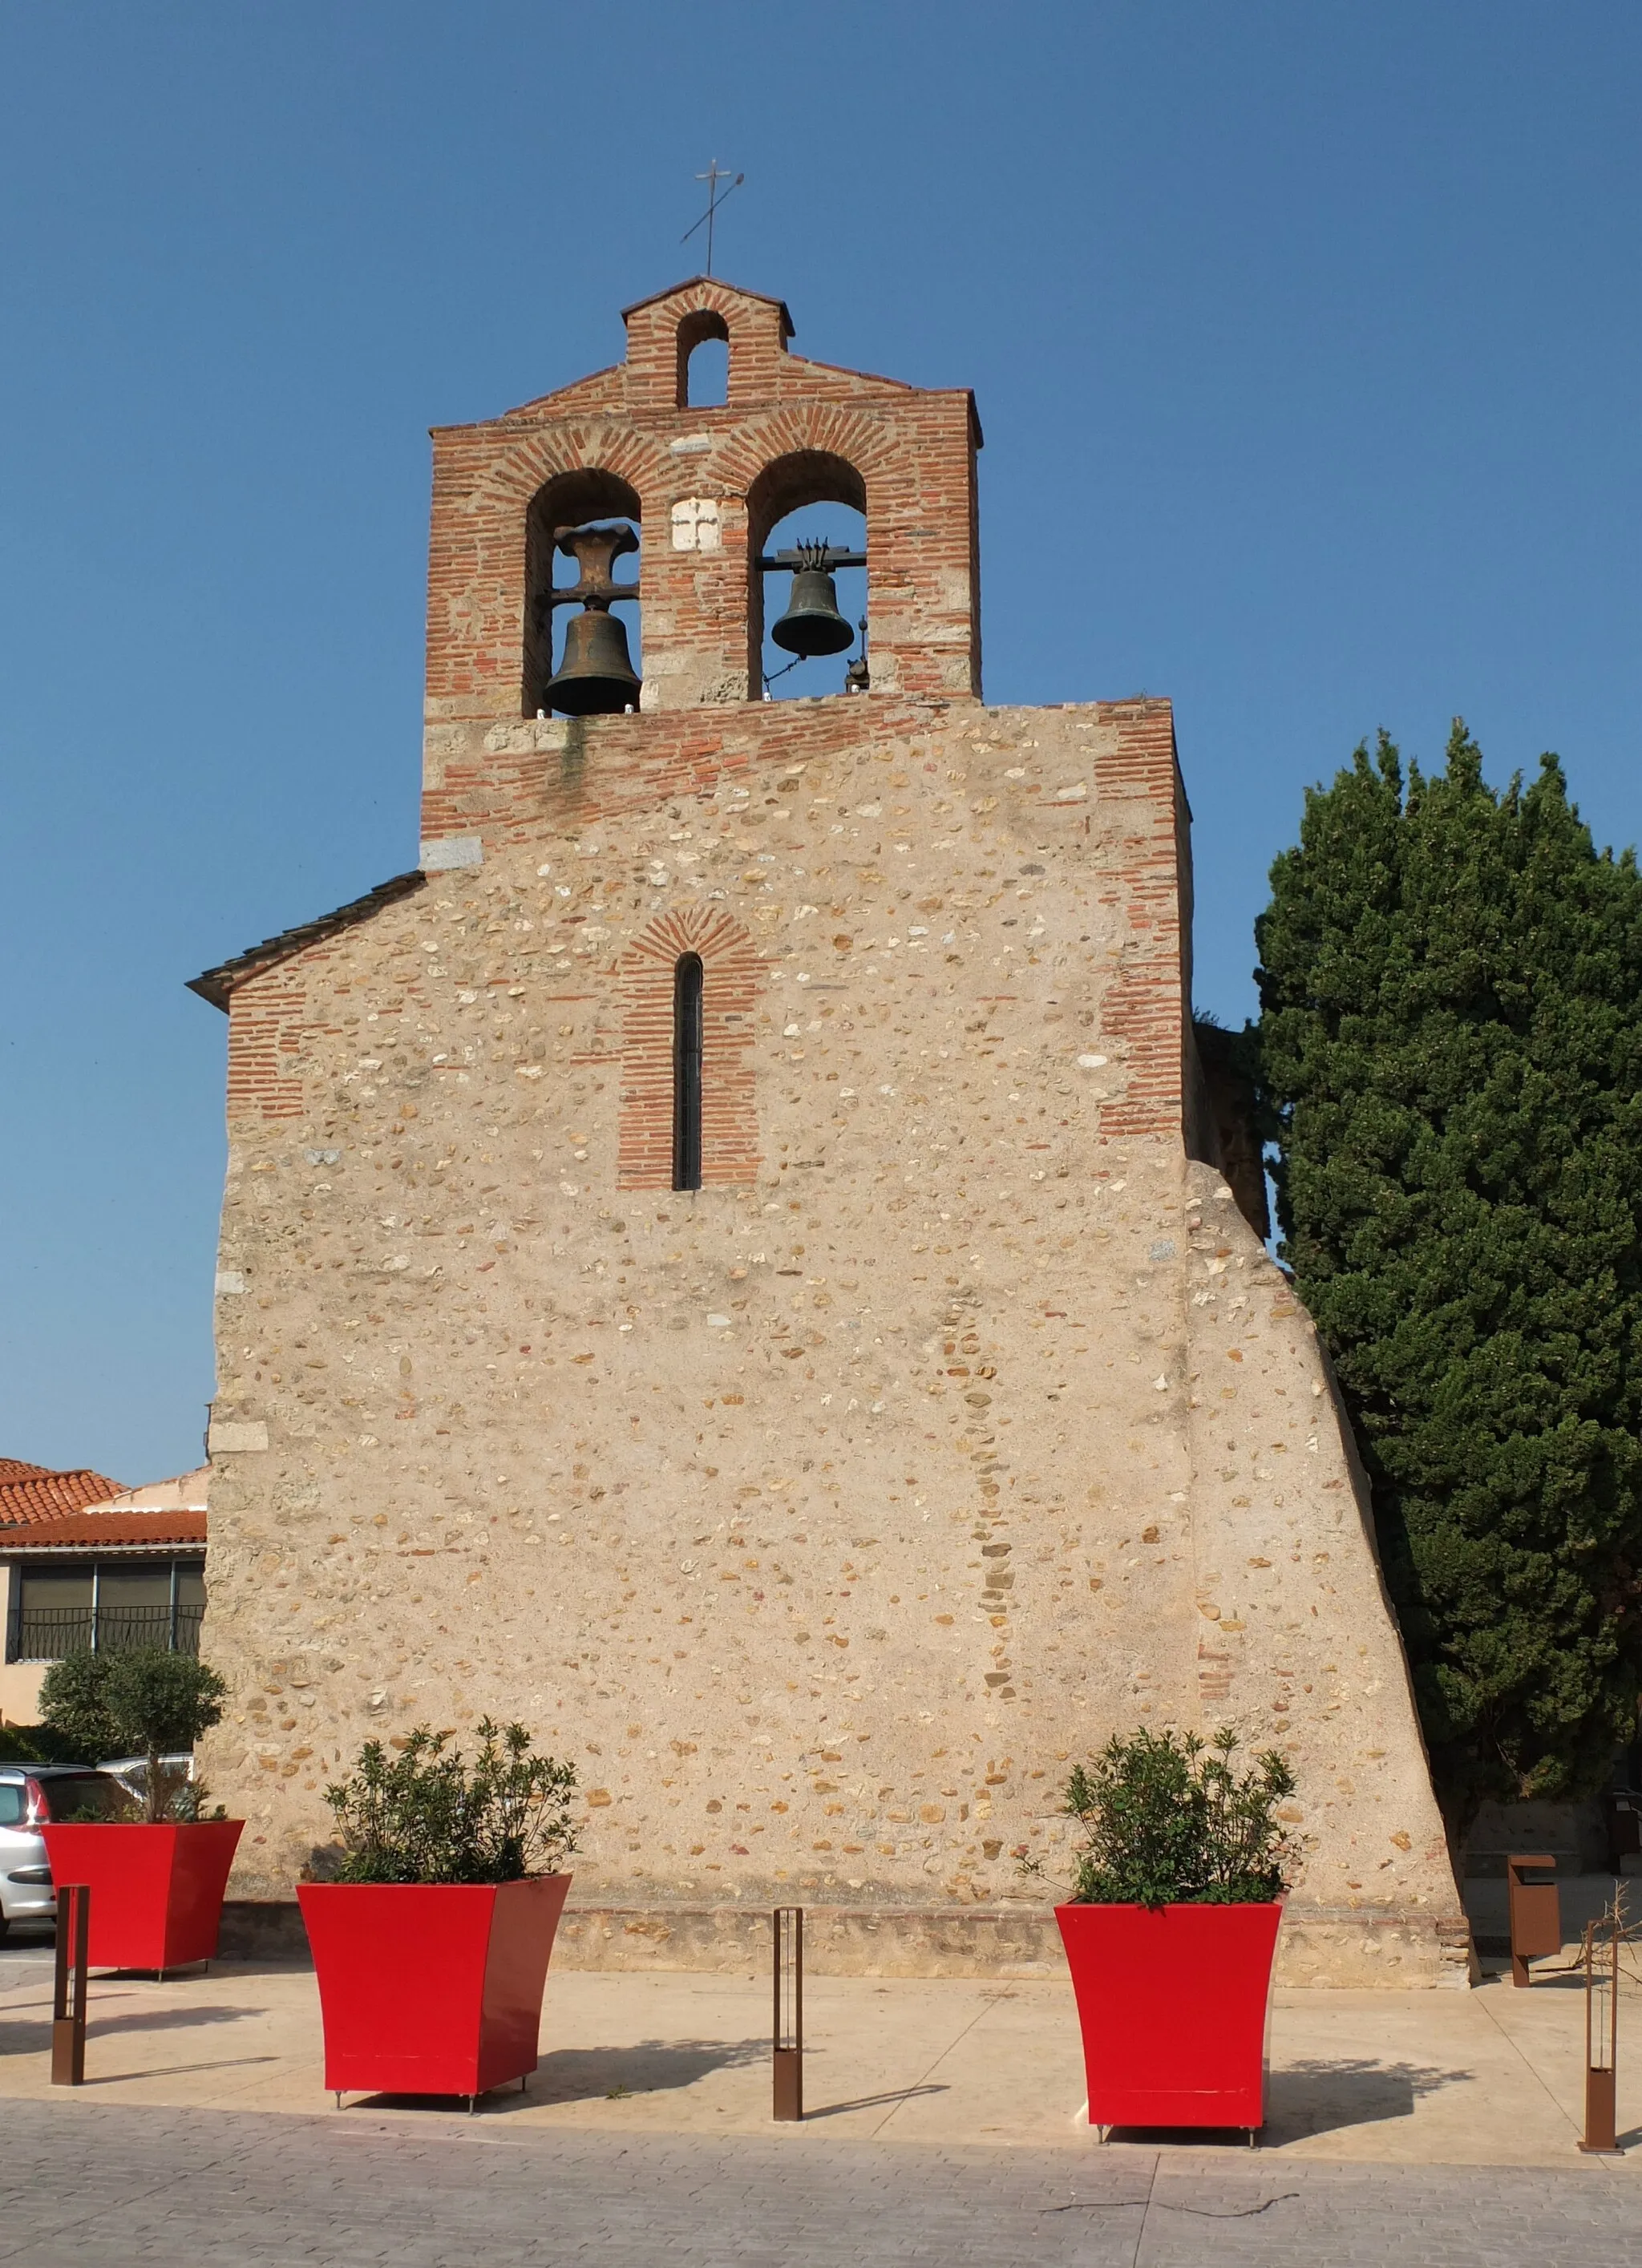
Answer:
[
  {"xmin": 37, "ymin": 1647, "xmax": 241, "ymax": 1974},
  {"xmin": 1033, "ymin": 1726, "xmax": 1298, "ymax": 2141},
  {"xmin": 298, "ymin": 1719, "xmax": 579, "ymax": 2110}
]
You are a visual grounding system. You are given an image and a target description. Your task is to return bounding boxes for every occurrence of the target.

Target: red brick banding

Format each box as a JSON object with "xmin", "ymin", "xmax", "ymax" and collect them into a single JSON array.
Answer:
[{"xmin": 225, "ymin": 963, "xmax": 308, "ymax": 1124}]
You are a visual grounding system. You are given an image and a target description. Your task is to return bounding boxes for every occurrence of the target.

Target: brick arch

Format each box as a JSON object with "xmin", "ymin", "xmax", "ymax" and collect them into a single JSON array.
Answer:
[
  {"xmin": 617, "ymin": 907, "xmax": 766, "ymax": 1189},
  {"xmin": 427, "ymin": 422, "xmax": 673, "ymax": 718},
  {"xmin": 715, "ymin": 405, "xmax": 904, "ymax": 506},
  {"xmin": 718, "ymin": 406, "xmax": 932, "ymax": 698},
  {"xmin": 473, "ymin": 423, "xmax": 671, "ymax": 515},
  {"xmin": 522, "ymin": 465, "xmax": 644, "ymax": 716},
  {"xmin": 622, "ymin": 278, "xmax": 793, "ymax": 415},
  {"xmin": 743, "ymin": 446, "xmax": 871, "ymax": 693}
]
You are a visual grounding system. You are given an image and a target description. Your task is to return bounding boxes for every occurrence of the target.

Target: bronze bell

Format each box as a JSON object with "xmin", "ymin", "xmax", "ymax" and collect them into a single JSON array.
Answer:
[
  {"xmin": 545, "ymin": 605, "xmax": 641, "ymax": 716},
  {"xmin": 771, "ymin": 561, "xmax": 855, "ymax": 658}
]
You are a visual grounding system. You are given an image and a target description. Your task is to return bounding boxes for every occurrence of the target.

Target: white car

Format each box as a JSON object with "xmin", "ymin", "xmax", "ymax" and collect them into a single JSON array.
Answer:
[
  {"xmin": 98, "ymin": 1753, "xmax": 196, "ymax": 1807},
  {"xmin": 0, "ymin": 1765, "xmax": 127, "ymax": 1935}
]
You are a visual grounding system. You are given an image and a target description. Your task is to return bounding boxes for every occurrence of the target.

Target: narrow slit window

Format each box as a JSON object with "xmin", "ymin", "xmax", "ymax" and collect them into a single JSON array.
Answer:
[{"xmin": 673, "ymin": 952, "xmax": 704, "ymax": 1191}]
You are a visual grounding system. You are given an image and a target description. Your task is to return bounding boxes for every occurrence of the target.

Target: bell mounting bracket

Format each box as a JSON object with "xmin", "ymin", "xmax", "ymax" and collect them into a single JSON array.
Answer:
[
  {"xmin": 541, "ymin": 522, "xmax": 641, "ymax": 613},
  {"xmin": 756, "ymin": 539, "xmax": 866, "ymax": 572}
]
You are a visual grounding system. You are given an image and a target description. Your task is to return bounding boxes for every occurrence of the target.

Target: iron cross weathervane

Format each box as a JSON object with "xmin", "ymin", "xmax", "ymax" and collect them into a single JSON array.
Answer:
[{"xmin": 681, "ymin": 160, "xmax": 744, "ymax": 277}]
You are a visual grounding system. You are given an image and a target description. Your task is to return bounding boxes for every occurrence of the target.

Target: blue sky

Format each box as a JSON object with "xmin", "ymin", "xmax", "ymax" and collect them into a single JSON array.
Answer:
[{"xmin": 3, "ymin": 3, "xmax": 1638, "ymax": 1482}]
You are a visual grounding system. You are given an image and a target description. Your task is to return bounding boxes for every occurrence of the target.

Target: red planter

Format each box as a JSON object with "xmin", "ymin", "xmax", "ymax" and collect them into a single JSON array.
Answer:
[
  {"xmin": 40, "ymin": 1821, "xmax": 245, "ymax": 1971},
  {"xmin": 297, "ymin": 1874, "xmax": 572, "ymax": 2104},
  {"xmin": 1056, "ymin": 1902, "xmax": 1282, "ymax": 2135}
]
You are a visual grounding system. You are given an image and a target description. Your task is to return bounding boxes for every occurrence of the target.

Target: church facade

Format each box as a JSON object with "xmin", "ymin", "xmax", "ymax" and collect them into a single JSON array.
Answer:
[{"xmin": 192, "ymin": 280, "xmax": 1468, "ymax": 1983}]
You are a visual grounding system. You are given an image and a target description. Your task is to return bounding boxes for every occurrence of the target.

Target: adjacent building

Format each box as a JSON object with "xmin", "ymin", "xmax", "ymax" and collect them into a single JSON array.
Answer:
[{"xmin": 0, "ymin": 1461, "xmax": 208, "ymax": 1723}]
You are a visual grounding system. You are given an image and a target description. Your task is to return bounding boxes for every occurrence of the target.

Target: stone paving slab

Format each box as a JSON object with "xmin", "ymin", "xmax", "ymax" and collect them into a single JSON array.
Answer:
[
  {"xmin": 0, "ymin": 2099, "xmax": 1636, "ymax": 2267},
  {"xmin": 2, "ymin": 1939, "xmax": 1640, "ymax": 2165}
]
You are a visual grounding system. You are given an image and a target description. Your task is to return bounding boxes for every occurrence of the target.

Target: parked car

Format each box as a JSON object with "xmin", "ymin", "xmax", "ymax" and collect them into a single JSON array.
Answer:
[
  {"xmin": 0, "ymin": 1765, "xmax": 127, "ymax": 1936},
  {"xmin": 98, "ymin": 1753, "xmax": 196, "ymax": 1807}
]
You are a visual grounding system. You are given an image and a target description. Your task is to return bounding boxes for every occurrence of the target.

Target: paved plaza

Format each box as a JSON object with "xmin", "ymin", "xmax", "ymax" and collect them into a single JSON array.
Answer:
[
  {"xmin": 2, "ymin": 1910, "xmax": 1639, "ymax": 2263},
  {"xmin": 3, "ymin": 1930, "xmax": 1640, "ymax": 2161}
]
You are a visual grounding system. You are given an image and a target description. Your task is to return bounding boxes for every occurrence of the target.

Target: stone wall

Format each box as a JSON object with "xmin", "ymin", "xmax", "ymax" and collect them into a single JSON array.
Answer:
[{"xmin": 196, "ymin": 690, "xmax": 1466, "ymax": 1982}]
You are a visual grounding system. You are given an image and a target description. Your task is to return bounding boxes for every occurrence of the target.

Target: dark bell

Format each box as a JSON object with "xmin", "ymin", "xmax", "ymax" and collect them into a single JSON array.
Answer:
[
  {"xmin": 771, "ymin": 565, "xmax": 855, "ymax": 658},
  {"xmin": 545, "ymin": 607, "xmax": 641, "ymax": 716}
]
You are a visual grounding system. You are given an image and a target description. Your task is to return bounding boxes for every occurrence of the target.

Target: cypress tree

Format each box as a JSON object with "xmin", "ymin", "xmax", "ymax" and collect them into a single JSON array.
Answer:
[{"xmin": 1255, "ymin": 722, "xmax": 1642, "ymax": 1829}]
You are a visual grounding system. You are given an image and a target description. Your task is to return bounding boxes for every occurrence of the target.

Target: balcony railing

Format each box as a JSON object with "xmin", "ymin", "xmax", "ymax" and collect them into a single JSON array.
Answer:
[{"xmin": 11, "ymin": 1603, "xmax": 204, "ymax": 1663}]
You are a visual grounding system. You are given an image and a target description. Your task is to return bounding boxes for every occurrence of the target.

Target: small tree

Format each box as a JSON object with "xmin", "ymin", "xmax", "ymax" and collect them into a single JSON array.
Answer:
[
  {"xmin": 33, "ymin": 1652, "xmax": 119, "ymax": 1764},
  {"xmin": 38, "ymin": 1649, "xmax": 228, "ymax": 1822}
]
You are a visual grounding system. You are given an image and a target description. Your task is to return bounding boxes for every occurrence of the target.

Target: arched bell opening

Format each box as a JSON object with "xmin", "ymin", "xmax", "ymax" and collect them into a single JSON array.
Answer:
[
  {"xmin": 523, "ymin": 469, "xmax": 643, "ymax": 718},
  {"xmin": 677, "ymin": 309, "xmax": 730, "ymax": 408},
  {"xmin": 746, "ymin": 451, "xmax": 868, "ymax": 703}
]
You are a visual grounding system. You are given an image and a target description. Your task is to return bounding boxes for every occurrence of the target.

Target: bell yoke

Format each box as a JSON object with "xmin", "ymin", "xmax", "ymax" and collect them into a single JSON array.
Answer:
[{"xmin": 540, "ymin": 522, "xmax": 643, "ymax": 716}]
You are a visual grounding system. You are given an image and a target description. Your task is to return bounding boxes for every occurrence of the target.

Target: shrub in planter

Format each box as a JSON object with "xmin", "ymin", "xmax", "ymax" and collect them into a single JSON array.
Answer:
[
  {"xmin": 36, "ymin": 1648, "xmax": 241, "ymax": 1971},
  {"xmin": 1035, "ymin": 1728, "xmax": 1298, "ymax": 2139},
  {"xmin": 299, "ymin": 1720, "xmax": 580, "ymax": 2108}
]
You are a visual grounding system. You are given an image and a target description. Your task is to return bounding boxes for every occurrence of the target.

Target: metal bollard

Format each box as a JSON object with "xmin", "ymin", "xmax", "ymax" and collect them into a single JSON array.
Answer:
[
  {"xmin": 1577, "ymin": 1912, "xmax": 1620, "ymax": 2153},
  {"xmin": 1506, "ymin": 1853, "xmax": 1559, "ymax": 1987},
  {"xmin": 51, "ymin": 1882, "xmax": 91, "ymax": 2086},
  {"xmin": 773, "ymin": 1905, "xmax": 803, "ymax": 2120}
]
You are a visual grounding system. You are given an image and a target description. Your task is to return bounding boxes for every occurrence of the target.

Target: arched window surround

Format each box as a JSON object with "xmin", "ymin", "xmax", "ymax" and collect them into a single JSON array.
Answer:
[
  {"xmin": 617, "ymin": 909, "xmax": 765, "ymax": 1189},
  {"xmin": 744, "ymin": 448, "xmax": 868, "ymax": 700}
]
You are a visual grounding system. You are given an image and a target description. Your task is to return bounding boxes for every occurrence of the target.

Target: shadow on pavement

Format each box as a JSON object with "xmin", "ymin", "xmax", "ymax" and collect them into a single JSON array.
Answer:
[
  {"xmin": 87, "ymin": 2055, "xmax": 281, "ymax": 2086},
  {"xmin": 1094, "ymin": 2059, "xmax": 1474, "ymax": 2150},
  {"xmin": 530, "ymin": 2035, "xmax": 768, "ymax": 2104},
  {"xmin": 801, "ymin": 2082, "xmax": 948, "ymax": 2120},
  {"xmin": 2, "ymin": 2001, "xmax": 251, "ymax": 2058},
  {"xmin": 1267, "ymin": 2056, "xmax": 1475, "ymax": 2140},
  {"xmin": 346, "ymin": 2035, "xmax": 772, "ymax": 2115}
]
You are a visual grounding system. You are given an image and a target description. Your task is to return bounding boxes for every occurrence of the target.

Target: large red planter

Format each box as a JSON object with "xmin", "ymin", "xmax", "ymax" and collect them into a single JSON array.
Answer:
[
  {"xmin": 297, "ymin": 1874, "xmax": 572, "ymax": 2104},
  {"xmin": 1056, "ymin": 1902, "xmax": 1282, "ymax": 2136},
  {"xmin": 40, "ymin": 1821, "xmax": 245, "ymax": 1971}
]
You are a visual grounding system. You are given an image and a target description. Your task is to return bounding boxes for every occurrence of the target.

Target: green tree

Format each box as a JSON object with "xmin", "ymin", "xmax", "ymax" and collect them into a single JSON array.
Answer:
[
  {"xmin": 34, "ymin": 1651, "xmax": 120, "ymax": 1763},
  {"xmin": 1256, "ymin": 722, "xmax": 1642, "ymax": 1832},
  {"xmin": 38, "ymin": 1649, "xmax": 228, "ymax": 1822}
]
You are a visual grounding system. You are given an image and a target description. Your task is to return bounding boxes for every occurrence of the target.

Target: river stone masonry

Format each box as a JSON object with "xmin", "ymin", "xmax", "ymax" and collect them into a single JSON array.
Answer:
[{"xmin": 192, "ymin": 280, "xmax": 1467, "ymax": 1985}]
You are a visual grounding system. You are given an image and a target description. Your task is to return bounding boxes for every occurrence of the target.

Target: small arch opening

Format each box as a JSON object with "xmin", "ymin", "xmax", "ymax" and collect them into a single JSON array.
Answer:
[
  {"xmin": 673, "ymin": 952, "xmax": 704, "ymax": 1191},
  {"xmin": 677, "ymin": 309, "xmax": 730, "ymax": 409},
  {"xmin": 524, "ymin": 469, "xmax": 641, "ymax": 717}
]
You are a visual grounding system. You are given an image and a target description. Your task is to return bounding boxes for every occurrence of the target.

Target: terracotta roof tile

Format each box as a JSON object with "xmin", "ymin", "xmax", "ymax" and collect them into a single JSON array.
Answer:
[
  {"xmin": 0, "ymin": 1466, "xmax": 128, "ymax": 1526},
  {"xmin": 2, "ymin": 1509, "xmax": 207, "ymax": 1551}
]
